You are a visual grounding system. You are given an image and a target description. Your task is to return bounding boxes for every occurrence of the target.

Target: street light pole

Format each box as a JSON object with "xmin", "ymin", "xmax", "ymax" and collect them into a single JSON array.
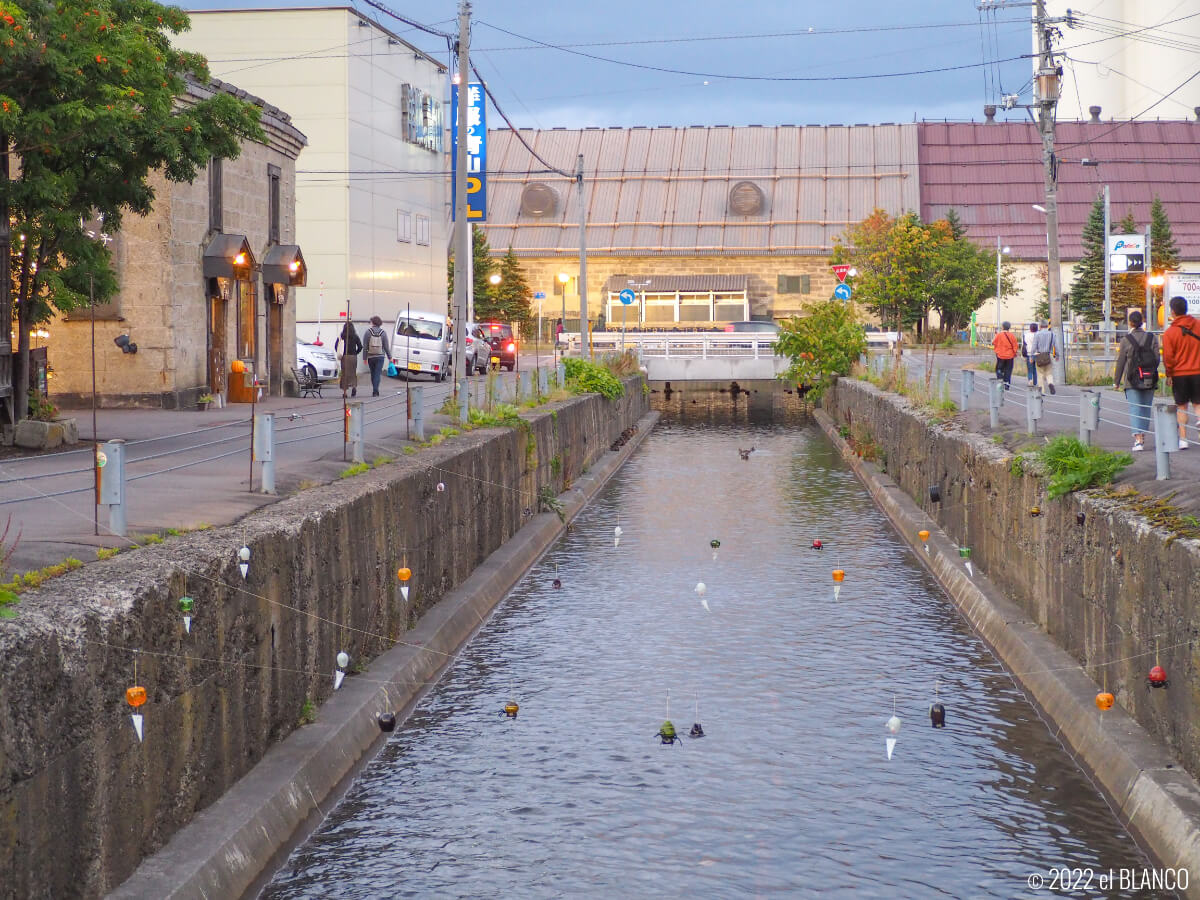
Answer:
[
  {"xmin": 451, "ymin": 0, "xmax": 471, "ymax": 399},
  {"xmin": 1034, "ymin": 0, "xmax": 1067, "ymax": 382},
  {"xmin": 1103, "ymin": 184, "xmax": 1111, "ymax": 354},
  {"xmin": 576, "ymin": 153, "xmax": 590, "ymax": 359},
  {"xmin": 995, "ymin": 237, "xmax": 1009, "ymax": 331}
]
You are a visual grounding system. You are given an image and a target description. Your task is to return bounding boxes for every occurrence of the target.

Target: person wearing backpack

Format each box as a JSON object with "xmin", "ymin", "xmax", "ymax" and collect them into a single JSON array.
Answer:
[
  {"xmin": 1031, "ymin": 320, "xmax": 1058, "ymax": 394},
  {"xmin": 1112, "ymin": 310, "xmax": 1159, "ymax": 452},
  {"xmin": 362, "ymin": 315, "xmax": 393, "ymax": 397},
  {"xmin": 1162, "ymin": 295, "xmax": 1200, "ymax": 449}
]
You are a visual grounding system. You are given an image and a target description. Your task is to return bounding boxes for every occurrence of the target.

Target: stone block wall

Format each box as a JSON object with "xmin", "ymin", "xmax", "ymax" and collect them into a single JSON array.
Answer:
[
  {"xmin": 825, "ymin": 377, "xmax": 1200, "ymax": 778},
  {"xmin": 0, "ymin": 381, "xmax": 647, "ymax": 898}
]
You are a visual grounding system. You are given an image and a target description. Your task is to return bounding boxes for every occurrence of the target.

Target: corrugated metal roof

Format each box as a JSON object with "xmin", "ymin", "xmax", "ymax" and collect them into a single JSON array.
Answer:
[
  {"xmin": 482, "ymin": 125, "xmax": 919, "ymax": 257},
  {"xmin": 601, "ymin": 275, "xmax": 748, "ymax": 293},
  {"xmin": 918, "ymin": 121, "xmax": 1200, "ymax": 260}
]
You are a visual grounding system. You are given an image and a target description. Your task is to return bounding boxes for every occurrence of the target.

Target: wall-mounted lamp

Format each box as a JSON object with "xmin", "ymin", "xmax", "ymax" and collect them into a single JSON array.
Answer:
[{"xmin": 114, "ymin": 334, "xmax": 138, "ymax": 354}]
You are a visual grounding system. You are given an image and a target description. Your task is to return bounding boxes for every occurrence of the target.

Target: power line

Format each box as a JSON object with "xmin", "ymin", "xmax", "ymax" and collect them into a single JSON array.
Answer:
[{"xmin": 469, "ymin": 61, "xmax": 574, "ymax": 179}]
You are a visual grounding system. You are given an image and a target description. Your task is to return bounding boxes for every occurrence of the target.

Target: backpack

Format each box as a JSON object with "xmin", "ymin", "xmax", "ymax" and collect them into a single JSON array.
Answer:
[
  {"xmin": 1125, "ymin": 331, "xmax": 1158, "ymax": 390},
  {"xmin": 366, "ymin": 329, "xmax": 384, "ymax": 357}
]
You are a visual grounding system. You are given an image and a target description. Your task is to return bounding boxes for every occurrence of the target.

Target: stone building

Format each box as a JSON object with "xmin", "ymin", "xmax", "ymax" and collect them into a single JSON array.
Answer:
[{"xmin": 50, "ymin": 79, "xmax": 307, "ymax": 408}]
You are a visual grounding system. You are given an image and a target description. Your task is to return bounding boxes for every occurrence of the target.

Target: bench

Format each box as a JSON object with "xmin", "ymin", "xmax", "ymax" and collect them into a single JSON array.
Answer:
[{"xmin": 291, "ymin": 365, "xmax": 323, "ymax": 399}]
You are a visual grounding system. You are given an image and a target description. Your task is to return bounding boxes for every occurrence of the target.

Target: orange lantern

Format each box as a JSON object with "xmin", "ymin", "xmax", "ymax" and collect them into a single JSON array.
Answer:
[
  {"xmin": 832, "ymin": 569, "xmax": 845, "ymax": 583},
  {"xmin": 126, "ymin": 686, "xmax": 147, "ymax": 708},
  {"xmin": 917, "ymin": 530, "xmax": 930, "ymax": 543},
  {"xmin": 231, "ymin": 359, "xmax": 245, "ymax": 374},
  {"xmin": 1095, "ymin": 692, "xmax": 1114, "ymax": 711},
  {"xmin": 397, "ymin": 567, "xmax": 412, "ymax": 582}
]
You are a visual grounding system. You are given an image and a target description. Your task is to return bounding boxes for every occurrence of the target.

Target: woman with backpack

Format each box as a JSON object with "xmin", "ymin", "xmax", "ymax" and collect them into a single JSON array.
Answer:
[
  {"xmin": 362, "ymin": 315, "xmax": 393, "ymax": 397},
  {"xmin": 335, "ymin": 320, "xmax": 362, "ymax": 399},
  {"xmin": 1113, "ymin": 310, "xmax": 1159, "ymax": 452}
]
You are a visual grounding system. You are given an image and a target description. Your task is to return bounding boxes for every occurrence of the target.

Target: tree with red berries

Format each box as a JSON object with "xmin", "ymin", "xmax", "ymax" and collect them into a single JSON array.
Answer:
[{"xmin": 0, "ymin": 1, "xmax": 263, "ymax": 418}]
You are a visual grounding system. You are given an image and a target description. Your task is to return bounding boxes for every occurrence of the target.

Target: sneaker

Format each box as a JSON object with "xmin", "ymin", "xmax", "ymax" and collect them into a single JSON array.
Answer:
[
  {"xmin": 1132, "ymin": 439, "xmax": 1145, "ymax": 452},
  {"xmin": 1181, "ymin": 439, "xmax": 1190, "ymax": 450},
  {"xmin": 1048, "ymin": 383, "xmax": 1056, "ymax": 395}
]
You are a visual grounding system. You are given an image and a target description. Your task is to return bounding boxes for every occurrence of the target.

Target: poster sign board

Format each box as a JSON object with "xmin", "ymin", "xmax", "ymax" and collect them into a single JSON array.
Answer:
[
  {"xmin": 1108, "ymin": 234, "xmax": 1145, "ymax": 273},
  {"xmin": 451, "ymin": 82, "xmax": 486, "ymax": 221},
  {"xmin": 1165, "ymin": 272, "xmax": 1200, "ymax": 316}
]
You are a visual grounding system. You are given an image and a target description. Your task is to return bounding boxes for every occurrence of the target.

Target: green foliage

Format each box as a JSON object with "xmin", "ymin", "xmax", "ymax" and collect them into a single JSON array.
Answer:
[
  {"xmin": 537, "ymin": 484, "xmax": 566, "ymax": 522},
  {"xmin": 371, "ymin": 455, "xmax": 394, "ymax": 467},
  {"xmin": 438, "ymin": 395, "xmax": 460, "ymax": 417},
  {"xmin": 468, "ymin": 403, "xmax": 523, "ymax": 428},
  {"xmin": 599, "ymin": 350, "xmax": 640, "ymax": 377},
  {"xmin": 774, "ymin": 299, "xmax": 866, "ymax": 397},
  {"xmin": 482, "ymin": 247, "xmax": 534, "ymax": 329},
  {"xmin": 441, "ymin": 426, "xmax": 460, "ymax": 437},
  {"xmin": 339, "ymin": 462, "xmax": 369, "ymax": 478},
  {"xmin": 1070, "ymin": 193, "xmax": 1107, "ymax": 321},
  {"xmin": 563, "ymin": 358, "xmax": 625, "ymax": 400},
  {"xmin": 402, "ymin": 446, "xmax": 417, "ymax": 456},
  {"xmin": 1010, "ymin": 454, "xmax": 1025, "ymax": 477},
  {"xmin": 96, "ymin": 546, "xmax": 120, "ymax": 560},
  {"xmin": 0, "ymin": 1, "xmax": 264, "ymax": 418},
  {"xmin": 1035, "ymin": 435, "xmax": 1132, "ymax": 499},
  {"xmin": 1150, "ymin": 196, "xmax": 1180, "ymax": 273},
  {"xmin": 298, "ymin": 698, "xmax": 317, "ymax": 726},
  {"xmin": 141, "ymin": 533, "xmax": 163, "ymax": 545}
]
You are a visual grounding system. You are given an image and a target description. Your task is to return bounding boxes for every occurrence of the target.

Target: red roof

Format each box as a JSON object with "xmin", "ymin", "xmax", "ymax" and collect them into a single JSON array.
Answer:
[{"xmin": 918, "ymin": 121, "xmax": 1200, "ymax": 260}]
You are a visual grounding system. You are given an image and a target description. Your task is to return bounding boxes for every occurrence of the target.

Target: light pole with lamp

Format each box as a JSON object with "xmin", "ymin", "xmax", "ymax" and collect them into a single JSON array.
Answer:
[
  {"xmin": 995, "ymin": 237, "xmax": 1010, "ymax": 332},
  {"xmin": 558, "ymin": 271, "xmax": 570, "ymax": 355}
]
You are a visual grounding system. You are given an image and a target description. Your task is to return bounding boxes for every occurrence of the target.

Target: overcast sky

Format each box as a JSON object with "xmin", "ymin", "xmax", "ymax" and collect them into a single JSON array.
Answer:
[{"xmin": 184, "ymin": 0, "xmax": 1036, "ymax": 127}]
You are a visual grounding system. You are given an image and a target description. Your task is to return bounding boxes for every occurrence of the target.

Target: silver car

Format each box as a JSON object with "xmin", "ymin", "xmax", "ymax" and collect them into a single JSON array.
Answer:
[
  {"xmin": 464, "ymin": 322, "xmax": 490, "ymax": 375},
  {"xmin": 295, "ymin": 340, "xmax": 340, "ymax": 381}
]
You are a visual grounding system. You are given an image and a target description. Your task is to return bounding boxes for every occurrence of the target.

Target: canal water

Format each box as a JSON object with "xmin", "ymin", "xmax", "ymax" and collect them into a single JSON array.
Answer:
[{"xmin": 264, "ymin": 391, "xmax": 1158, "ymax": 899}]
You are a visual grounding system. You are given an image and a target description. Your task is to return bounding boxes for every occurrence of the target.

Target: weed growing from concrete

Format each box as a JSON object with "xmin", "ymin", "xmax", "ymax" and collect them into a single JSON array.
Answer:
[
  {"xmin": 339, "ymin": 462, "xmax": 370, "ymax": 478},
  {"xmin": 402, "ymin": 446, "xmax": 417, "ymax": 456},
  {"xmin": 537, "ymin": 485, "xmax": 566, "ymax": 523},
  {"xmin": 372, "ymin": 455, "xmax": 395, "ymax": 467},
  {"xmin": 96, "ymin": 547, "xmax": 120, "ymax": 560},
  {"xmin": 298, "ymin": 698, "xmax": 317, "ymax": 726},
  {"xmin": 1036, "ymin": 435, "xmax": 1132, "ymax": 499}
]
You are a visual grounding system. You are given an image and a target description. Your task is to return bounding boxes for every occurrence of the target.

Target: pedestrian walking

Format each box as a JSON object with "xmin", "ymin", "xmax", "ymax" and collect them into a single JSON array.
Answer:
[
  {"xmin": 362, "ymin": 315, "xmax": 392, "ymax": 397},
  {"xmin": 336, "ymin": 321, "xmax": 361, "ymax": 398},
  {"xmin": 1112, "ymin": 310, "xmax": 1158, "ymax": 452},
  {"xmin": 1023, "ymin": 322, "xmax": 1039, "ymax": 387},
  {"xmin": 1031, "ymin": 321, "xmax": 1057, "ymax": 394},
  {"xmin": 1162, "ymin": 295, "xmax": 1200, "ymax": 450},
  {"xmin": 992, "ymin": 321, "xmax": 1019, "ymax": 388},
  {"xmin": 556, "ymin": 318, "xmax": 564, "ymax": 345}
]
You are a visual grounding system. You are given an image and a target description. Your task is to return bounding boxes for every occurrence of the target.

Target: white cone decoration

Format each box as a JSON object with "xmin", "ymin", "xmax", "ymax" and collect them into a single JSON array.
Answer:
[
  {"xmin": 238, "ymin": 545, "xmax": 251, "ymax": 580},
  {"xmin": 965, "ymin": 561, "xmax": 973, "ymax": 577},
  {"xmin": 885, "ymin": 714, "xmax": 902, "ymax": 760},
  {"xmin": 834, "ymin": 585, "xmax": 841, "ymax": 601},
  {"xmin": 700, "ymin": 598, "xmax": 710, "ymax": 613},
  {"xmin": 334, "ymin": 670, "xmax": 345, "ymax": 690},
  {"xmin": 886, "ymin": 737, "xmax": 896, "ymax": 760},
  {"xmin": 183, "ymin": 616, "xmax": 192, "ymax": 634},
  {"xmin": 613, "ymin": 525, "xmax": 622, "ymax": 547},
  {"xmin": 712, "ymin": 550, "xmax": 718, "ymax": 560},
  {"xmin": 401, "ymin": 585, "xmax": 410, "ymax": 601},
  {"xmin": 131, "ymin": 714, "xmax": 144, "ymax": 742},
  {"xmin": 924, "ymin": 544, "xmax": 930, "ymax": 553}
]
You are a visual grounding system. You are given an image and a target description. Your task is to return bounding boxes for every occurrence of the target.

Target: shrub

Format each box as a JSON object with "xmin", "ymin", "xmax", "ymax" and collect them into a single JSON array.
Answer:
[
  {"xmin": 563, "ymin": 358, "xmax": 624, "ymax": 400},
  {"xmin": 1036, "ymin": 435, "xmax": 1132, "ymax": 499},
  {"xmin": 774, "ymin": 300, "xmax": 867, "ymax": 398}
]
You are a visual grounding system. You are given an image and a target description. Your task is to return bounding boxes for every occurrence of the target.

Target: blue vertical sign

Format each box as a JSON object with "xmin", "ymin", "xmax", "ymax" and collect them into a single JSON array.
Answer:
[{"xmin": 451, "ymin": 81, "xmax": 486, "ymax": 221}]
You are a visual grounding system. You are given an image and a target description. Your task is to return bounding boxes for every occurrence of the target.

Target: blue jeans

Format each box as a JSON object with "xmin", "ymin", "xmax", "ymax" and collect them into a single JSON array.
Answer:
[
  {"xmin": 1025, "ymin": 356, "xmax": 1037, "ymax": 385},
  {"xmin": 367, "ymin": 355, "xmax": 385, "ymax": 394},
  {"xmin": 1124, "ymin": 387, "xmax": 1154, "ymax": 435}
]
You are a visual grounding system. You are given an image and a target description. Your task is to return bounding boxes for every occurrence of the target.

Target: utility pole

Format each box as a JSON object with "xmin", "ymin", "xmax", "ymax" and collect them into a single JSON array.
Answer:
[
  {"xmin": 1144, "ymin": 224, "xmax": 1153, "ymax": 331},
  {"xmin": 576, "ymin": 153, "xmax": 590, "ymax": 359},
  {"xmin": 1103, "ymin": 184, "xmax": 1111, "ymax": 354},
  {"xmin": 452, "ymin": 0, "xmax": 471, "ymax": 395}
]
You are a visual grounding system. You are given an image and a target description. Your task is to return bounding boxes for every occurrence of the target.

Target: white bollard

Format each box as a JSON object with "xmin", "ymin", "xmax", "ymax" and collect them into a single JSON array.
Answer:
[
  {"xmin": 255, "ymin": 412, "xmax": 276, "ymax": 493},
  {"xmin": 98, "ymin": 439, "xmax": 127, "ymax": 537}
]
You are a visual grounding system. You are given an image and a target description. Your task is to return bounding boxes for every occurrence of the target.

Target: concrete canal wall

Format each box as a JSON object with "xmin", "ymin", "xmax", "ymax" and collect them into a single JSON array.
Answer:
[
  {"xmin": 822, "ymin": 376, "xmax": 1200, "ymax": 888},
  {"xmin": 0, "ymin": 380, "xmax": 648, "ymax": 899}
]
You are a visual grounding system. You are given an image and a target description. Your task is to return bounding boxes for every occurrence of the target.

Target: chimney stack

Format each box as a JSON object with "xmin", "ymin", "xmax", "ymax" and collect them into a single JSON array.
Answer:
[
  {"xmin": 1194, "ymin": 106, "xmax": 1200, "ymax": 122},
  {"xmin": 983, "ymin": 105, "xmax": 997, "ymax": 123},
  {"xmin": 1088, "ymin": 105, "xmax": 1102, "ymax": 123}
]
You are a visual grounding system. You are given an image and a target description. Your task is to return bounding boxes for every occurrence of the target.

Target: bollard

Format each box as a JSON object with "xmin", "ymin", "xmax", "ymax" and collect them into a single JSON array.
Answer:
[
  {"xmin": 458, "ymin": 379, "xmax": 469, "ymax": 425},
  {"xmin": 1153, "ymin": 401, "xmax": 1177, "ymax": 480},
  {"xmin": 254, "ymin": 412, "xmax": 276, "ymax": 494},
  {"xmin": 859, "ymin": 353, "xmax": 868, "ymax": 368},
  {"xmin": 960, "ymin": 368, "xmax": 974, "ymax": 411},
  {"xmin": 538, "ymin": 367, "xmax": 549, "ymax": 396},
  {"xmin": 519, "ymin": 369, "xmax": 531, "ymax": 401},
  {"xmin": 98, "ymin": 438, "xmax": 127, "ymax": 537},
  {"xmin": 348, "ymin": 401, "xmax": 364, "ymax": 463},
  {"xmin": 988, "ymin": 378, "xmax": 1003, "ymax": 429},
  {"xmin": 410, "ymin": 385, "xmax": 425, "ymax": 441},
  {"xmin": 938, "ymin": 369, "xmax": 950, "ymax": 404},
  {"xmin": 1028, "ymin": 392, "xmax": 1043, "ymax": 435},
  {"xmin": 1079, "ymin": 390, "xmax": 1100, "ymax": 445},
  {"xmin": 557, "ymin": 361, "xmax": 566, "ymax": 389}
]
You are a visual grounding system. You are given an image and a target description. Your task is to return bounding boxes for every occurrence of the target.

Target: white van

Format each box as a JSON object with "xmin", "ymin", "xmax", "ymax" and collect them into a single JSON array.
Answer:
[{"xmin": 392, "ymin": 311, "xmax": 452, "ymax": 381}]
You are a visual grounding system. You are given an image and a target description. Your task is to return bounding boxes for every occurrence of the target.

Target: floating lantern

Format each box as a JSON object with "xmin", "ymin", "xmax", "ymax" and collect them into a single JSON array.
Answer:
[
  {"xmin": 378, "ymin": 712, "xmax": 397, "ymax": 732},
  {"xmin": 695, "ymin": 581, "xmax": 709, "ymax": 612},
  {"xmin": 832, "ymin": 568, "xmax": 844, "ymax": 600},
  {"xmin": 334, "ymin": 651, "xmax": 349, "ymax": 690},
  {"xmin": 238, "ymin": 545, "xmax": 250, "ymax": 580},
  {"xmin": 179, "ymin": 595, "xmax": 194, "ymax": 634},
  {"xmin": 613, "ymin": 525, "xmax": 622, "ymax": 548},
  {"xmin": 552, "ymin": 578, "xmax": 562, "ymax": 589},
  {"xmin": 126, "ymin": 685, "xmax": 146, "ymax": 742},
  {"xmin": 1149, "ymin": 665, "xmax": 1169, "ymax": 689},
  {"xmin": 929, "ymin": 485, "xmax": 942, "ymax": 504},
  {"xmin": 929, "ymin": 702, "xmax": 946, "ymax": 728},
  {"xmin": 959, "ymin": 547, "xmax": 972, "ymax": 577},
  {"xmin": 503, "ymin": 700, "xmax": 519, "ymax": 718},
  {"xmin": 1076, "ymin": 512, "xmax": 1086, "ymax": 526},
  {"xmin": 658, "ymin": 720, "xmax": 681, "ymax": 745},
  {"xmin": 811, "ymin": 539, "xmax": 823, "ymax": 551},
  {"xmin": 710, "ymin": 539, "xmax": 720, "ymax": 560},
  {"xmin": 1030, "ymin": 506, "xmax": 1042, "ymax": 518},
  {"xmin": 689, "ymin": 722, "xmax": 705, "ymax": 738},
  {"xmin": 1095, "ymin": 691, "xmax": 1114, "ymax": 711},
  {"xmin": 918, "ymin": 530, "xmax": 930, "ymax": 552},
  {"xmin": 885, "ymin": 713, "xmax": 902, "ymax": 760},
  {"xmin": 337, "ymin": 651, "xmax": 350, "ymax": 669},
  {"xmin": 397, "ymin": 566, "xmax": 412, "ymax": 601},
  {"xmin": 436, "ymin": 482, "xmax": 445, "ymax": 492}
]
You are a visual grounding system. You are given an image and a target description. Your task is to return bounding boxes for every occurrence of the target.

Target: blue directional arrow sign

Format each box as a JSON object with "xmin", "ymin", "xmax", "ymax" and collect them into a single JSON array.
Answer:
[
  {"xmin": 534, "ymin": 291, "xmax": 546, "ymax": 299},
  {"xmin": 619, "ymin": 288, "xmax": 636, "ymax": 305},
  {"xmin": 833, "ymin": 283, "xmax": 852, "ymax": 301}
]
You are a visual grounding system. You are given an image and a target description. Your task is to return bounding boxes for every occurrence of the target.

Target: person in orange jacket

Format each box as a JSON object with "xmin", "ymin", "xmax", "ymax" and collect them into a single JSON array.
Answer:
[
  {"xmin": 1162, "ymin": 295, "xmax": 1200, "ymax": 449},
  {"xmin": 992, "ymin": 321, "xmax": 1020, "ymax": 389}
]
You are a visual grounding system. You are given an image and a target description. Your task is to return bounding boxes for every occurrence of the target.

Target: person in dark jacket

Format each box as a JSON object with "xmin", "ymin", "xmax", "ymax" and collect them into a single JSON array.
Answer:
[
  {"xmin": 362, "ymin": 315, "xmax": 393, "ymax": 397},
  {"xmin": 1112, "ymin": 310, "xmax": 1158, "ymax": 451},
  {"xmin": 335, "ymin": 321, "xmax": 361, "ymax": 398}
]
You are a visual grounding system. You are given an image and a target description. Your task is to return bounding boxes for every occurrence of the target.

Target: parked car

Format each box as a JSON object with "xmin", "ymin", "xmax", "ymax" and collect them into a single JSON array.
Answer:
[
  {"xmin": 295, "ymin": 340, "xmax": 340, "ymax": 381},
  {"xmin": 480, "ymin": 321, "xmax": 518, "ymax": 371},
  {"xmin": 391, "ymin": 311, "xmax": 452, "ymax": 381},
  {"xmin": 723, "ymin": 320, "xmax": 781, "ymax": 334},
  {"xmin": 464, "ymin": 322, "xmax": 490, "ymax": 375}
]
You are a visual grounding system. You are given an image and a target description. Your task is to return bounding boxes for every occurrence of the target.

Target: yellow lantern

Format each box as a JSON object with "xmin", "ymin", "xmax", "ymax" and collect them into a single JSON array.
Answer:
[
  {"xmin": 397, "ymin": 567, "xmax": 412, "ymax": 582},
  {"xmin": 832, "ymin": 569, "xmax": 845, "ymax": 583},
  {"xmin": 917, "ymin": 530, "xmax": 930, "ymax": 543},
  {"xmin": 1095, "ymin": 692, "xmax": 1114, "ymax": 711},
  {"xmin": 126, "ymin": 686, "xmax": 147, "ymax": 708}
]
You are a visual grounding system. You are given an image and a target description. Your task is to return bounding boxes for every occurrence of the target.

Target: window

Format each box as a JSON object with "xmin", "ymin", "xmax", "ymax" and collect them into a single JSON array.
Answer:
[
  {"xmin": 236, "ymin": 278, "xmax": 256, "ymax": 360},
  {"xmin": 415, "ymin": 214, "xmax": 430, "ymax": 246},
  {"xmin": 397, "ymin": 210, "xmax": 413, "ymax": 243},
  {"xmin": 209, "ymin": 158, "xmax": 223, "ymax": 233},
  {"xmin": 268, "ymin": 164, "xmax": 281, "ymax": 244},
  {"xmin": 778, "ymin": 274, "xmax": 812, "ymax": 294}
]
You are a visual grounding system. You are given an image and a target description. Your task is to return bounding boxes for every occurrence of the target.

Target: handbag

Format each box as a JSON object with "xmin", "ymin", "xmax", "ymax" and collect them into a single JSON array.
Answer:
[
  {"xmin": 387, "ymin": 362, "xmax": 398, "ymax": 377},
  {"xmin": 1035, "ymin": 351, "xmax": 1052, "ymax": 367}
]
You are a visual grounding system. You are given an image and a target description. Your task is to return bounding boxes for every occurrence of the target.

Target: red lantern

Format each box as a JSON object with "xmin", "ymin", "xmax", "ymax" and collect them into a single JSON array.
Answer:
[
  {"xmin": 1095, "ymin": 692, "xmax": 1114, "ymax": 711},
  {"xmin": 811, "ymin": 539, "xmax": 822, "ymax": 550},
  {"xmin": 1149, "ymin": 665, "xmax": 1168, "ymax": 688}
]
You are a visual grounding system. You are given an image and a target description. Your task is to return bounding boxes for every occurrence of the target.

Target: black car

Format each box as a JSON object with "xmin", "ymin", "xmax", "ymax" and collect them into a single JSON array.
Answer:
[{"xmin": 480, "ymin": 322, "xmax": 518, "ymax": 371}]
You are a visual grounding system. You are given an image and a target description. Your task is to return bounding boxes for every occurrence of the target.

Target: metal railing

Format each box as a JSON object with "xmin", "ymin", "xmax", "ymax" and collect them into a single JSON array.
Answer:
[{"xmin": 567, "ymin": 331, "xmax": 778, "ymax": 359}]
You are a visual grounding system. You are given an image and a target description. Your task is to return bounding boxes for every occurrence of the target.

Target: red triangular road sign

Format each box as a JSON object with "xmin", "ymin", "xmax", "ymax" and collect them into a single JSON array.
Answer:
[{"xmin": 832, "ymin": 264, "xmax": 851, "ymax": 282}]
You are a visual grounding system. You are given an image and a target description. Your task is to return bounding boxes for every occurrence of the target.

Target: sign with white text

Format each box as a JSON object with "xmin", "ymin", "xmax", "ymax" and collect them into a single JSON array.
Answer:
[
  {"xmin": 1108, "ymin": 233, "xmax": 1144, "ymax": 273},
  {"xmin": 451, "ymin": 82, "xmax": 486, "ymax": 221},
  {"xmin": 1165, "ymin": 272, "xmax": 1200, "ymax": 316}
]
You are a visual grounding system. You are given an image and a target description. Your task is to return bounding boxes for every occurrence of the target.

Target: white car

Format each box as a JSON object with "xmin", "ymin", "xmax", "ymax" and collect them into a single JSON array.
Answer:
[{"xmin": 296, "ymin": 340, "xmax": 340, "ymax": 381}]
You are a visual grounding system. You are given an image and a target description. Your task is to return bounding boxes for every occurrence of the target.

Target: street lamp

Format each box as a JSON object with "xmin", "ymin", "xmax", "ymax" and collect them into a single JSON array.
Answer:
[
  {"xmin": 995, "ymin": 238, "xmax": 1011, "ymax": 330},
  {"xmin": 489, "ymin": 273, "xmax": 501, "ymax": 286}
]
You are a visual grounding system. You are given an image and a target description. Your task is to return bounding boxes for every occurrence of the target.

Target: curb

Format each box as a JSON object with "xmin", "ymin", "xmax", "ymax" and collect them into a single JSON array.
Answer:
[
  {"xmin": 814, "ymin": 407, "xmax": 1200, "ymax": 896},
  {"xmin": 109, "ymin": 411, "xmax": 661, "ymax": 900}
]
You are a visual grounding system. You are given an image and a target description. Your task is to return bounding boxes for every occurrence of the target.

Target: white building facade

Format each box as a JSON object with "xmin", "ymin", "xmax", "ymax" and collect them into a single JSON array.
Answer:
[{"xmin": 180, "ymin": 5, "xmax": 449, "ymax": 343}]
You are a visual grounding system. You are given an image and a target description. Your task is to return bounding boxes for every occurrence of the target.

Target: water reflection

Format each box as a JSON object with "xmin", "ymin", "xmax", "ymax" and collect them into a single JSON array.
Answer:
[{"xmin": 264, "ymin": 391, "xmax": 1158, "ymax": 900}]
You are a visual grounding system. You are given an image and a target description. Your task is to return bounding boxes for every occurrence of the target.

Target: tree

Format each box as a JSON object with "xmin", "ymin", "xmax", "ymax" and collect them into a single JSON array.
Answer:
[
  {"xmin": 943, "ymin": 206, "xmax": 967, "ymax": 240},
  {"xmin": 483, "ymin": 247, "xmax": 533, "ymax": 330},
  {"xmin": 1150, "ymin": 196, "xmax": 1180, "ymax": 273},
  {"xmin": 1110, "ymin": 211, "xmax": 1144, "ymax": 317},
  {"xmin": 447, "ymin": 226, "xmax": 496, "ymax": 318},
  {"xmin": 925, "ymin": 229, "xmax": 1010, "ymax": 333},
  {"xmin": 838, "ymin": 209, "xmax": 943, "ymax": 332},
  {"xmin": 0, "ymin": 1, "xmax": 264, "ymax": 419},
  {"xmin": 1069, "ymin": 193, "xmax": 1106, "ymax": 322},
  {"xmin": 774, "ymin": 299, "xmax": 866, "ymax": 398}
]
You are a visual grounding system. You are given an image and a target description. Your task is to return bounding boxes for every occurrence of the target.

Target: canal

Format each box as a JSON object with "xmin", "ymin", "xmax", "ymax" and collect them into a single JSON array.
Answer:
[{"xmin": 264, "ymin": 391, "xmax": 1158, "ymax": 899}]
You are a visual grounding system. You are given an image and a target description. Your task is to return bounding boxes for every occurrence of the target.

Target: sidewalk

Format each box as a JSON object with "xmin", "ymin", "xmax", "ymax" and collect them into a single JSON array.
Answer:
[{"xmin": 893, "ymin": 350, "xmax": 1200, "ymax": 515}]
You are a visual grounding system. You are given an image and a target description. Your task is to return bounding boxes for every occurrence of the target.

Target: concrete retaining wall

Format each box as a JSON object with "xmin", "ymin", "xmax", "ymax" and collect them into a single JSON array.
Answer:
[
  {"xmin": 822, "ymin": 377, "xmax": 1200, "ymax": 885},
  {"xmin": 0, "ymin": 380, "xmax": 648, "ymax": 899}
]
